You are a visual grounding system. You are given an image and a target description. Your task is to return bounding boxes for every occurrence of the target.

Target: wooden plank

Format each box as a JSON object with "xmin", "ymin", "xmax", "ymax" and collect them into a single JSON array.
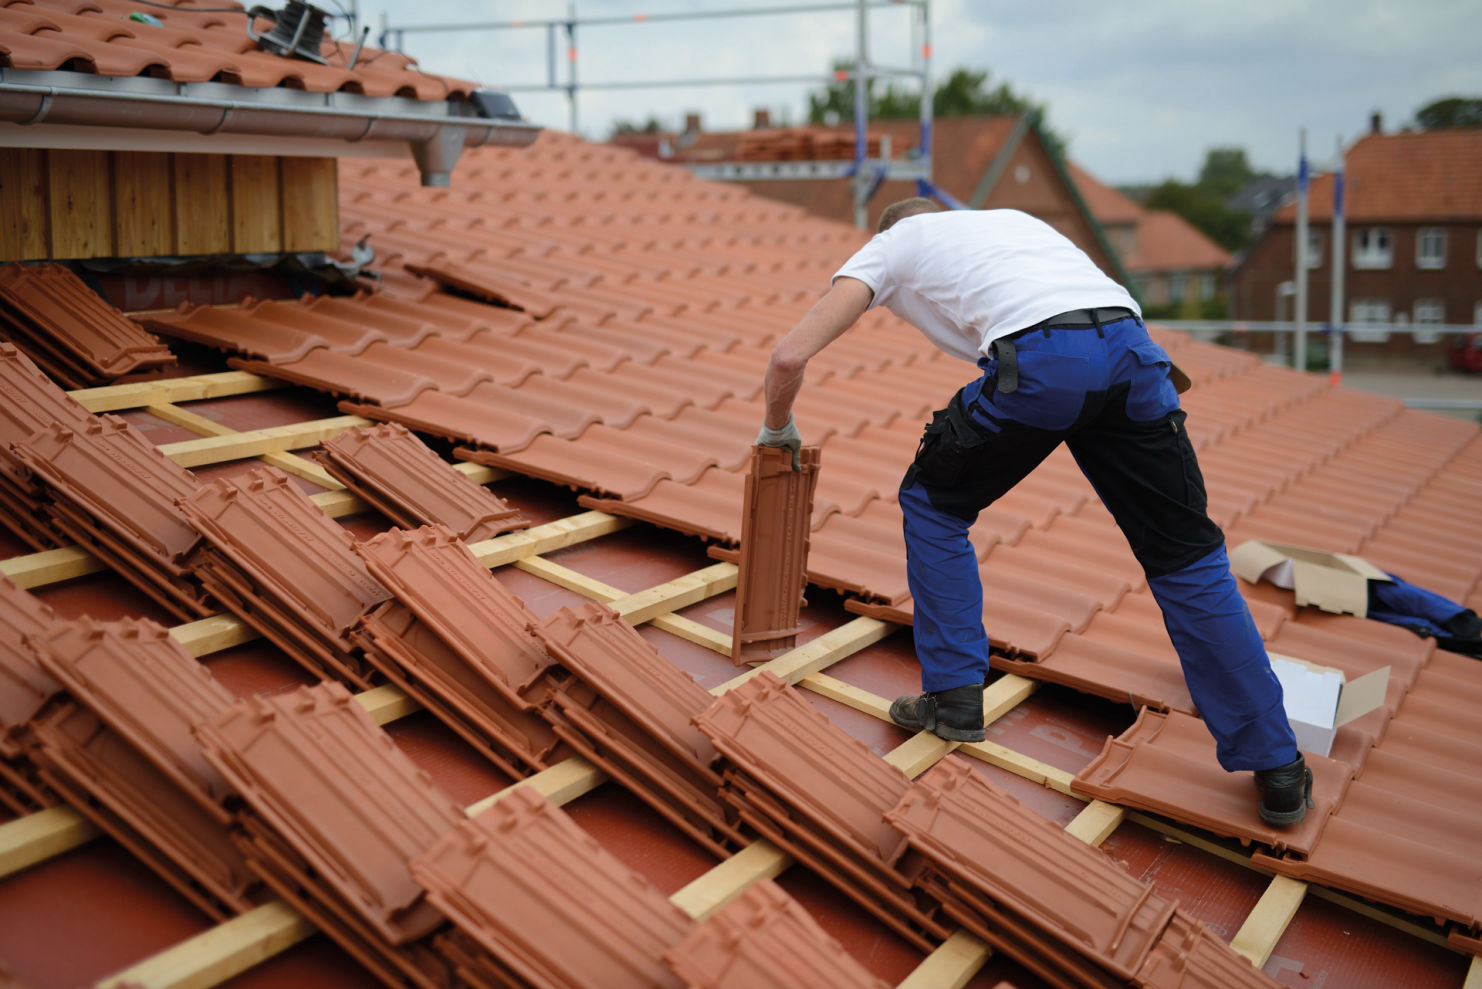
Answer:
[
  {"xmin": 1231, "ymin": 875, "xmax": 1307, "ymax": 968},
  {"xmin": 0, "ymin": 545, "xmax": 105, "ymax": 588},
  {"xmin": 1063, "ymin": 800, "xmax": 1125, "ymax": 847},
  {"xmin": 514, "ymin": 555, "xmax": 620, "ymax": 600},
  {"xmin": 169, "ymin": 614, "xmax": 257, "ymax": 658},
  {"xmin": 650, "ymin": 613, "xmax": 731, "ymax": 655},
  {"xmin": 172, "ymin": 154, "xmax": 230, "ymax": 256},
  {"xmin": 156, "ymin": 415, "xmax": 372, "ymax": 468},
  {"xmin": 228, "ymin": 155, "xmax": 282, "ymax": 254},
  {"xmin": 277, "ymin": 157, "xmax": 339, "ymax": 253},
  {"xmin": 308, "ymin": 488, "xmax": 369, "ymax": 518},
  {"xmin": 471, "ymin": 512, "xmax": 632, "ymax": 568},
  {"xmin": 716, "ymin": 617, "xmax": 895, "ymax": 693},
  {"xmin": 96, "ymin": 900, "xmax": 316, "ymax": 989},
  {"xmin": 896, "ymin": 928, "xmax": 992, "ymax": 989},
  {"xmin": 883, "ymin": 732, "xmax": 958, "ymax": 779},
  {"xmin": 0, "ymin": 805, "xmax": 102, "ymax": 879},
  {"xmin": 355, "ymin": 684, "xmax": 418, "ymax": 726},
  {"xmin": 452, "ymin": 463, "xmax": 507, "ymax": 485},
  {"xmin": 47, "ymin": 149, "xmax": 112, "ymax": 259},
  {"xmin": 669, "ymin": 840, "xmax": 790, "ymax": 922},
  {"xmin": 1466, "ymin": 956, "xmax": 1482, "ymax": 989},
  {"xmin": 464, "ymin": 757, "xmax": 607, "ymax": 819},
  {"xmin": 145, "ymin": 403, "xmax": 340, "ymax": 490},
  {"xmin": 0, "ymin": 147, "xmax": 49, "ymax": 260},
  {"xmin": 612, "ymin": 562, "xmax": 737, "ymax": 625},
  {"xmin": 111, "ymin": 151, "xmax": 174, "ymax": 258},
  {"xmin": 69, "ymin": 371, "xmax": 283, "ymax": 413}
]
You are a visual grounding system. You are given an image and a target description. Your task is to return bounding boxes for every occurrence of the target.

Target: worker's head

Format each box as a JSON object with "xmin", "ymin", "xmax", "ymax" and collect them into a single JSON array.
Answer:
[{"xmin": 877, "ymin": 197, "xmax": 940, "ymax": 233}]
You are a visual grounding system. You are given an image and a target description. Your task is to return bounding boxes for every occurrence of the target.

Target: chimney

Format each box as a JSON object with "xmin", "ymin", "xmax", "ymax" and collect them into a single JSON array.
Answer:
[
  {"xmin": 683, "ymin": 112, "xmax": 702, "ymax": 136},
  {"xmin": 752, "ymin": 108, "xmax": 771, "ymax": 130},
  {"xmin": 1370, "ymin": 110, "xmax": 1383, "ymax": 135}
]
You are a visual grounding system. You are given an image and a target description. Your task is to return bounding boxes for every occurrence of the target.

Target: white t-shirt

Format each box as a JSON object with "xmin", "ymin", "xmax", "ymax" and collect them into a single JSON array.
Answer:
[{"xmin": 832, "ymin": 209, "xmax": 1140, "ymax": 362}]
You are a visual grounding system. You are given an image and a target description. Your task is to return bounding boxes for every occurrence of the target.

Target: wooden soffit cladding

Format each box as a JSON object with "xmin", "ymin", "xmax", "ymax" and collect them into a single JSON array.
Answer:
[{"xmin": 0, "ymin": 148, "xmax": 339, "ymax": 262}]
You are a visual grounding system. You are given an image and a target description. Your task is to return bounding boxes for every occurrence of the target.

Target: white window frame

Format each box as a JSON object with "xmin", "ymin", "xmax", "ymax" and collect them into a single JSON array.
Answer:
[
  {"xmin": 1416, "ymin": 227, "xmax": 1446, "ymax": 270},
  {"xmin": 1348, "ymin": 298, "xmax": 1391, "ymax": 343},
  {"xmin": 1352, "ymin": 227, "xmax": 1392, "ymax": 270},
  {"xmin": 1169, "ymin": 273, "xmax": 1188, "ymax": 303},
  {"xmin": 1475, "ymin": 300, "xmax": 1482, "ymax": 326},
  {"xmin": 1476, "ymin": 230, "xmax": 1482, "ymax": 268},
  {"xmin": 1414, "ymin": 299, "xmax": 1445, "ymax": 344},
  {"xmin": 1199, "ymin": 273, "xmax": 1216, "ymax": 301}
]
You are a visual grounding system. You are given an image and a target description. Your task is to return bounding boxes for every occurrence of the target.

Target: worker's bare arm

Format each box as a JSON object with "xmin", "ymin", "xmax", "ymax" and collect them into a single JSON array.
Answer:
[{"xmin": 763, "ymin": 276, "xmax": 874, "ymax": 429}]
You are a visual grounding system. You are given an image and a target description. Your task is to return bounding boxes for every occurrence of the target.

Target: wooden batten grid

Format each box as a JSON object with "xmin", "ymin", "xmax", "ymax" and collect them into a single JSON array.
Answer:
[{"xmin": 0, "ymin": 374, "xmax": 1468, "ymax": 988}]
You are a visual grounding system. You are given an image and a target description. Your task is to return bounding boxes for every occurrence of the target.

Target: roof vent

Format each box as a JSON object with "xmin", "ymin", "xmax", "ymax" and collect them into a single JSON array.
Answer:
[{"xmin": 246, "ymin": 1, "xmax": 330, "ymax": 65}]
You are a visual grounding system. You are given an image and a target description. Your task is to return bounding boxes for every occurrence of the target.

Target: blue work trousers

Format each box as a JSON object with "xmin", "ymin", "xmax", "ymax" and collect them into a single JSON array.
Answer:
[{"xmin": 898, "ymin": 313, "xmax": 1298, "ymax": 771}]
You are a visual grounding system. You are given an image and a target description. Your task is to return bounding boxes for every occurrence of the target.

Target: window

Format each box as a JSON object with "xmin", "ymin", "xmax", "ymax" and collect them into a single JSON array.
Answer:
[
  {"xmin": 1416, "ymin": 227, "xmax": 1446, "ymax": 269},
  {"xmin": 1199, "ymin": 273, "xmax": 1217, "ymax": 301},
  {"xmin": 1348, "ymin": 298, "xmax": 1391, "ymax": 343},
  {"xmin": 1352, "ymin": 227, "xmax": 1392, "ymax": 269},
  {"xmin": 1414, "ymin": 299, "xmax": 1445, "ymax": 344},
  {"xmin": 1477, "ymin": 230, "xmax": 1482, "ymax": 268},
  {"xmin": 1169, "ymin": 274, "xmax": 1188, "ymax": 303},
  {"xmin": 1475, "ymin": 301, "xmax": 1482, "ymax": 326},
  {"xmin": 1303, "ymin": 229, "xmax": 1323, "ymax": 269}
]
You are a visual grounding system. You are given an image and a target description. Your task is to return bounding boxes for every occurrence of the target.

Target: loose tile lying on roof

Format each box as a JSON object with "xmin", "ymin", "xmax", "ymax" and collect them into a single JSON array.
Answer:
[
  {"xmin": 353, "ymin": 526, "xmax": 566, "ymax": 776},
  {"xmin": 180, "ymin": 466, "xmax": 390, "ymax": 687},
  {"xmin": 13, "ymin": 415, "xmax": 210, "ymax": 621},
  {"xmin": 1254, "ymin": 650, "xmax": 1482, "ymax": 931},
  {"xmin": 26, "ymin": 617, "xmax": 255, "ymax": 917},
  {"xmin": 693, "ymin": 672, "xmax": 944, "ymax": 949},
  {"xmin": 730, "ymin": 445, "xmax": 820, "ymax": 666},
  {"xmin": 197, "ymin": 682, "xmax": 465, "ymax": 945},
  {"xmin": 663, "ymin": 879, "xmax": 890, "ymax": 989},
  {"xmin": 412, "ymin": 786, "xmax": 693, "ymax": 989},
  {"xmin": 317, "ymin": 423, "xmax": 527, "ymax": 541},
  {"xmin": 1071, "ymin": 708, "xmax": 1349, "ymax": 856},
  {"xmin": 0, "ymin": 342, "xmax": 92, "ymax": 550},
  {"xmin": 0, "ymin": 263, "xmax": 174, "ymax": 387},
  {"xmin": 890, "ymin": 755, "xmax": 1171, "ymax": 985},
  {"xmin": 534, "ymin": 601, "xmax": 744, "ymax": 854},
  {"xmin": 0, "ymin": 574, "xmax": 61, "ymax": 811}
]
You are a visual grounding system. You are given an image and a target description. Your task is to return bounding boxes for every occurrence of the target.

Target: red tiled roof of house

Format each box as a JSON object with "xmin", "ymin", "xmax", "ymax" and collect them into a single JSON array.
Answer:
[
  {"xmin": 1123, "ymin": 210, "xmax": 1232, "ymax": 273},
  {"xmin": 1275, "ymin": 129, "xmax": 1482, "ymax": 222},
  {"xmin": 1067, "ymin": 162, "xmax": 1143, "ymax": 225},
  {"xmin": 0, "ymin": 0, "xmax": 478, "ymax": 102}
]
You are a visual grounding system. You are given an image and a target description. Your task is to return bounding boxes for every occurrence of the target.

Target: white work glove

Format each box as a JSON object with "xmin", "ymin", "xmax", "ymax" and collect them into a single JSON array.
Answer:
[{"xmin": 756, "ymin": 415, "xmax": 802, "ymax": 470}]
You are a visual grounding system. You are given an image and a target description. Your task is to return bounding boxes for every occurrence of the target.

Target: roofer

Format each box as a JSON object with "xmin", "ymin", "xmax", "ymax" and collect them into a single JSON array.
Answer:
[{"xmin": 756, "ymin": 198, "xmax": 1315, "ymax": 827}]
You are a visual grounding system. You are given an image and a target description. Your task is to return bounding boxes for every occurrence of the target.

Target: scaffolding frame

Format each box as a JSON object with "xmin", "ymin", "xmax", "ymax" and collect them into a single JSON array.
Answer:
[{"xmin": 380, "ymin": 0, "xmax": 937, "ymax": 228}]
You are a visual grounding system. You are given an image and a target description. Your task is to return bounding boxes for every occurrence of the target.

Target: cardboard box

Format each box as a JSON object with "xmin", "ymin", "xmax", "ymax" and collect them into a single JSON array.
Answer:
[
  {"xmin": 1230, "ymin": 540, "xmax": 1392, "ymax": 617},
  {"xmin": 1267, "ymin": 653, "xmax": 1390, "ymax": 757}
]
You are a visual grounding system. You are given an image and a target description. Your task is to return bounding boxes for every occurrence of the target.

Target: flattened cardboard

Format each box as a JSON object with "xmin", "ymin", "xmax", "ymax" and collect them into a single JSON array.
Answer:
[
  {"xmin": 1268, "ymin": 651, "xmax": 1390, "ymax": 757},
  {"xmin": 1230, "ymin": 540, "xmax": 1391, "ymax": 617}
]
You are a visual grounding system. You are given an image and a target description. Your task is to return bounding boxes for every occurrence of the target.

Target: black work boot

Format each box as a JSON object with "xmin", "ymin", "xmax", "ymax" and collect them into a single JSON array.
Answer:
[
  {"xmin": 888, "ymin": 683, "xmax": 986, "ymax": 742},
  {"xmin": 1254, "ymin": 755, "xmax": 1315, "ymax": 827}
]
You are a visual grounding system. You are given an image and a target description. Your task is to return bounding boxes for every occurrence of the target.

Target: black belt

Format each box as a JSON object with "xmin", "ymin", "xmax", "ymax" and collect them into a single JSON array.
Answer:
[{"xmin": 989, "ymin": 307, "xmax": 1138, "ymax": 394}]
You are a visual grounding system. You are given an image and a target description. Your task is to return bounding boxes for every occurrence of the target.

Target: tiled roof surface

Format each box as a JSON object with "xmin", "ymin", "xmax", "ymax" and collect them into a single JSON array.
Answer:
[
  {"xmin": 0, "ymin": 121, "xmax": 1480, "ymax": 988},
  {"xmin": 1067, "ymin": 163, "xmax": 1144, "ymax": 225},
  {"xmin": 1275, "ymin": 129, "xmax": 1482, "ymax": 222},
  {"xmin": 1067, "ymin": 166, "xmax": 1232, "ymax": 274},
  {"xmin": 0, "ymin": 0, "xmax": 478, "ymax": 101}
]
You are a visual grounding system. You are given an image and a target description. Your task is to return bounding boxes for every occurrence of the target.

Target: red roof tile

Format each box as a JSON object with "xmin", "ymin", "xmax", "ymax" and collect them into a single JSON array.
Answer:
[{"xmin": 1275, "ymin": 129, "xmax": 1482, "ymax": 222}]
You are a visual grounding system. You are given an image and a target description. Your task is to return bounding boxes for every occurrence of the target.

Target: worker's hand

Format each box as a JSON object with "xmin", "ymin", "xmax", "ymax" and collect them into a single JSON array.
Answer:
[{"xmin": 756, "ymin": 415, "xmax": 802, "ymax": 470}]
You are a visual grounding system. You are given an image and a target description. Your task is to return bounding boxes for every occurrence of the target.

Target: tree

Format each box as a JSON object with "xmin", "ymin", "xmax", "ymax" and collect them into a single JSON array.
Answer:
[
  {"xmin": 608, "ymin": 117, "xmax": 665, "ymax": 138},
  {"xmin": 806, "ymin": 62, "xmax": 1066, "ymax": 156},
  {"xmin": 1144, "ymin": 180, "xmax": 1252, "ymax": 253},
  {"xmin": 1197, "ymin": 148, "xmax": 1260, "ymax": 200},
  {"xmin": 1415, "ymin": 97, "xmax": 1482, "ymax": 129}
]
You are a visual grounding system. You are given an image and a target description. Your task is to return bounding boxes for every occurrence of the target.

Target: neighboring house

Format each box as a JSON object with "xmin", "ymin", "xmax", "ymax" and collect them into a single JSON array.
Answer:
[
  {"xmin": 613, "ymin": 113, "xmax": 1135, "ymax": 290},
  {"xmin": 1231, "ymin": 124, "xmax": 1482, "ymax": 347},
  {"xmin": 1068, "ymin": 164, "xmax": 1233, "ymax": 315}
]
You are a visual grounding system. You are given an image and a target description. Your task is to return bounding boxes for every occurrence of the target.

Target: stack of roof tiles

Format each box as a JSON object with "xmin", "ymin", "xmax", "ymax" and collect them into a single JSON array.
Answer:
[{"xmin": 0, "ymin": 264, "xmax": 174, "ymax": 387}]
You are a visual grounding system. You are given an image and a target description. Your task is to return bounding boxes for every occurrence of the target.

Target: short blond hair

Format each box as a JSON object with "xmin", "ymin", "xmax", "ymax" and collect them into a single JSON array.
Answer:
[{"xmin": 877, "ymin": 197, "xmax": 940, "ymax": 233}]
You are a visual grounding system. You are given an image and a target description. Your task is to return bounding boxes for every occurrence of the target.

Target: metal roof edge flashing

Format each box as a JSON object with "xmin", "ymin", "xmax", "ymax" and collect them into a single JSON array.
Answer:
[{"xmin": 0, "ymin": 68, "xmax": 540, "ymax": 186}]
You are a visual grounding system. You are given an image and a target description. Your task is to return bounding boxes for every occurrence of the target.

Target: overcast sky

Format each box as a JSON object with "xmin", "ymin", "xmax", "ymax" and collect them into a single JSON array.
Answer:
[{"xmin": 352, "ymin": 0, "xmax": 1482, "ymax": 187}]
